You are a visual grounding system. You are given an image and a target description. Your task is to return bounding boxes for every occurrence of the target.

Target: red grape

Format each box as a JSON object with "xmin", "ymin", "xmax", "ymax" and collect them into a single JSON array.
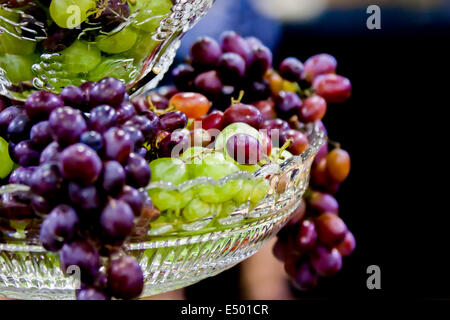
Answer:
[
  {"xmin": 226, "ymin": 133, "xmax": 262, "ymax": 165},
  {"xmin": 298, "ymin": 94, "xmax": 327, "ymax": 122},
  {"xmin": 336, "ymin": 231, "xmax": 356, "ymax": 257},
  {"xmin": 315, "ymin": 212, "xmax": 347, "ymax": 247},
  {"xmin": 304, "ymin": 53, "xmax": 337, "ymax": 82},
  {"xmin": 280, "ymin": 129, "xmax": 308, "ymax": 155},
  {"xmin": 201, "ymin": 110, "xmax": 225, "ymax": 131},
  {"xmin": 252, "ymin": 100, "xmax": 277, "ymax": 121},
  {"xmin": 310, "ymin": 246, "xmax": 342, "ymax": 277},
  {"xmin": 223, "ymin": 103, "xmax": 263, "ymax": 129},
  {"xmin": 326, "ymin": 148, "xmax": 351, "ymax": 183},
  {"xmin": 279, "ymin": 57, "xmax": 304, "ymax": 82},
  {"xmin": 313, "ymin": 74, "xmax": 352, "ymax": 103},
  {"xmin": 190, "ymin": 36, "xmax": 222, "ymax": 69}
]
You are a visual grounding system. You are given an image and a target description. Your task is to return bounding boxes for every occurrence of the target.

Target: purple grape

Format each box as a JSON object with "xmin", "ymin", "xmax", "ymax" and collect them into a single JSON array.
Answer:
[
  {"xmin": 68, "ymin": 182, "xmax": 102, "ymax": 211},
  {"xmin": 118, "ymin": 186, "xmax": 143, "ymax": 217},
  {"xmin": 88, "ymin": 105, "xmax": 118, "ymax": 133},
  {"xmin": 279, "ymin": 57, "xmax": 304, "ymax": 82},
  {"xmin": 31, "ymin": 195, "xmax": 53, "ymax": 215},
  {"xmin": 121, "ymin": 126, "xmax": 144, "ymax": 148},
  {"xmin": 39, "ymin": 219, "xmax": 63, "ymax": 252},
  {"xmin": 1, "ymin": 193, "xmax": 34, "ymax": 220},
  {"xmin": 159, "ymin": 111, "xmax": 187, "ymax": 132},
  {"xmin": 116, "ymin": 101, "xmax": 137, "ymax": 124},
  {"xmin": 25, "ymin": 90, "xmax": 64, "ymax": 119},
  {"xmin": 247, "ymin": 45, "xmax": 272, "ymax": 79},
  {"xmin": 95, "ymin": 0, "xmax": 130, "ymax": 32},
  {"xmin": 14, "ymin": 140, "xmax": 40, "ymax": 166},
  {"xmin": 59, "ymin": 143, "xmax": 103, "ymax": 184},
  {"xmin": 124, "ymin": 153, "xmax": 151, "ymax": 189},
  {"xmin": 49, "ymin": 107, "xmax": 87, "ymax": 145},
  {"xmin": 194, "ymin": 70, "xmax": 223, "ymax": 97},
  {"xmin": 158, "ymin": 129, "xmax": 189, "ymax": 157},
  {"xmin": 147, "ymin": 92, "xmax": 169, "ymax": 110},
  {"xmin": 190, "ymin": 36, "xmax": 222, "ymax": 69},
  {"xmin": 77, "ymin": 287, "xmax": 109, "ymax": 300},
  {"xmin": 0, "ymin": 106, "xmax": 24, "ymax": 136},
  {"xmin": 245, "ymin": 79, "xmax": 270, "ymax": 102},
  {"xmin": 260, "ymin": 119, "xmax": 290, "ymax": 138},
  {"xmin": 245, "ymin": 36, "xmax": 263, "ymax": 50},
  {"xmin": 60, "ymin": 85, "xmax": 84, "ymax": 107},
  {"xmin": 310, "ymin": 246, "xmax": 342, "ymax": 277},
  {"xmin": 40, "ymin": 205, "xmax": 79, "ymax": 252},
  {"xmin": 7, "ymin": 114, "xmax": 31, "ymax": 143},
  {"xmin": 80, "ymin": 81, "xmax": 96, "ymax": 109},
  {"xmin": 307, "ymin": 191, "xmax": 339, "ymax": 214},
  {"xmin": 223, "ymin": 103, "xmax": 263, "ymax": 129},
  {"xmin": 101, "ymin": 160, "xmax": 126, "ymax": 196},
  {"xmin": 100, "ymin": 199, "xmax": 134, "ymax": 241},
  {"xmin": 59, "ymin": 240, "xmax": 100, "ymax": 284},
  {"xmin": 90, "ymin": 77, "xmax": 126, "ymax": 108},
  {"xmin": 304, "ymin": 53, "xmax": 337, "ymax": 82},
  {"xmin": 103, "ymin": 127, "xmax": 133, "ymax": 164},
  {"xmin": 226, "ymin": 133, "xmax": 262, "ymax": 165},
  {"xmin": 172, "ymin": 63, "xmax": 196, "ymax": 91},
  {"xmin": 293, "ymin": 262, "xmax": 318, "ymax": 291},
  {"xmin": 274, "ymin": 91, "xmax": 303, "ymax": 119},
  {"xmin": 108, "ymin": 256, "xmax": 144, "ymax": 300},
  {"xmin": 30, "ymin": 121, "xmax": 52, "ymax": 148},
  {"xmin": 123, "ymin": 114, "xmax": 159, "ymax": 140},
  {"xmin": 296, "ymin": 219, "xmax": 317, "ymax": 251},
  {"xmin": 39, "ymin": 141, "xmax": 61, "ymax": 164},
  {"xmin": 41, "ymin": 25, "xmax": 79, "ymax": 53},
  {"xmin": 218, "ymin": 52, "xmax": 246, "ymax": 82},
  {"xmin": 80, "ymin": 131, "xmax": 104, "ymax": 152},
  {"xmin": 220, "ymin": 31, "xmax": 253, "ymax": 65},
  {"xmin": 30, "ymin": 163, "xmax": 63, "ymax": 198},
  {"xmin": 9, "ymin": 166, "xmax": 37, "ymax": 185}
]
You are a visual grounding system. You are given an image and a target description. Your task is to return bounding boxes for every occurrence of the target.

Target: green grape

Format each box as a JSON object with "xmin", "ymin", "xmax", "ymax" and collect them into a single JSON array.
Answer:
[
  {"xmin": 182, "ymin": 198, "xmax": 211, "ymax": 222},
  {"xmin": 218, "ymin": 201, "xmax": 237, "ymax": 218},
  {"xmin": 0, "ymin": 136, "xmax": 14, "ymax": 179},
  {"xmin": 250, "ymin": 179, "xmax": 270, "ymax": 204},
  {"xmin": 126, "ymin": 30, "xmax": 160, "ymax": 63},
  {"xmin": 237, "ymin": 163, "xmax": 261, "ymax": 173},
  {"xmin": 148, "ymin": 189, "xmax": 181, "ymax": 211},
  {"xmin": 97, "ymin": 27, "xmax": 138, "ymax": 54},
  {"xmin": 60, "ymin": 40, "xmax": 101, "ymax": 74},
  {"xmin": 191, "ymin": 153, "xmax": 239, "ymax": 180},
  {"xmin": 49, "ymin": 0, "xmax": 96, "ymax": 29},
  {"xmin": 0, "ymin": 26, "xmax": 36, "ymax": 55},
  {"xmin": 180, "ymin": 146, "xmax": 208, "ymax": 177},
  {"xmin": 196, "ymin": 180, "xmax": 242, "ymax": 204},
  {"xmin": 88, "ymin": 56, "xmax": 137, "ymax": 82},
  {"xmin": 149, "ymin": 157, "xmax": 189, "ymax": 185},
  {"xmin": 233, "ymin": 180, "xmax": 255, "ymax": 205},
  {"xmin": 131, "ymin": 0, "xmax": 172, "ymax": 33},
  {"xmin": 0, "ymin": 53, "xmax": 34, "ymax": 84}
]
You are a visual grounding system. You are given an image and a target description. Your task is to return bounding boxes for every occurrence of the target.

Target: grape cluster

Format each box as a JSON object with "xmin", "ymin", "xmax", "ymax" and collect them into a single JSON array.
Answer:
[{"xmin": 0, "ymin": 77, "xmax": 162, "ymax": 299}]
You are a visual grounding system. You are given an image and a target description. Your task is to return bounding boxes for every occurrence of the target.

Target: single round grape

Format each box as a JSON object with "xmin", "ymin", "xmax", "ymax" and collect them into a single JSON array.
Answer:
[
  {"xmin": 100, "ymin": 199, "xmax": 134, "ymax": 241},
  {"xmin": 13, "ymin": 140, "xmax": 39, "ymax": 166},
  {"xmin": 247, "ymin": 45, "xmax": 272, "ymax": 79},
  {"xmin": 68, "ymin": 182, "xmax": 101, "ymax": 211},
  {"xmin": 191, "ymin": 152, "xmax": 239, "ymax": 180},
  {"xmin": 0, "ymin": 137, "xmax": 14, "ymax": 179},
  {"xmin": 40, "ymin": 205, "xmax": 79, "ymax": 252},
  {"xmin": 313, "ymin": 74, "xmax": 352, "ymax": 103},
  {"xmin": 245, "ymin": 36, "xmax": 263, "ymax": 50},
  {"xmin": 123, "ymin": 114, "xmax": 159, "ymax": 140},
  {"xmin": 59, "ymin": 240, "xmax": 100, "ymax": 284},
  {"xmin": 279, "ymin": 57, "xmax": 304, "ymax": 82},
  {"xmin": 77, "ymin": 287, "xmax": 109, "ymax": 300},
  {"xmin": 90, "ymin": 77, "xmax": 126, "ymax": 107},
  {"xmin": 97, "ymin": 27, "xmax": 138, "ymax": 54},
  {"xmin": 218, "ymin": 52, "xmax": 246, "ymax": 82},
  {"xmin": 220, "ymin": 30, "xmax": 253, "ymax": 65},
  {"xmin": 116, "ymin": 101, "xmax": 137, "ymax": 124},
  {"xmin": 293, "ymin": 262, "xmax": 318, "ymax": 291},
  {"xmin": 103, "ymin": 127, "xmax": 133, "ymax": 163},
  {"xmin": 80, "ymin": 131, "xmax": 104, "ymax": 152},
  {"xmin": 315, "ymin": 212, "xmax": 348, "ymax": 247},
  {"xmin": 80, "ymin": 81, "xmax": 96, "ymax": 108},
  {"xmin": 108, "ymin": 255, "xmax": 144, "ymax": 300},
  {"xmin": 307, "ymin": 191, "xmax": 339, "ymax": 214},
  {"xmin": 223, "ymin": 103, "xmax": 263, "ymax": 129},
  {"xmin": 201, "ymin": 110, "xmax": 224, "ymax": 131},
  {"xmin": 190, "ymin": 36, "xmax": 222, "ymax": 69},
  {"xmin": 30, "ymin": 162, "xmax": 63, "ymax": 198},
  {"xmin": 30, "ymin": 121, "xmax": 52, "ymax": 148},
  {"xmin": 25, "ymin": 90, "xmax": 64, "ymax": 119},
  {"xmin": 158, "ymin": 129, "xmax": 190, "ymax": 158},
  {"xmin": 8, "ymin": 166, "xmax": 36, "ymax": 185},
  {"xmin": 61, "ymin": 40, "xmax": 101, "ymax": 74},
  {"xmin": 100, "ymin": 160, "xmax": 126, "ymax": 196},
  {"xmin": 41, "ymin": 24, "xmax": 79, "ymax": 53},
  {"xmin": 159, "ymin": 111, "xmax": 188, "ymax": 132},
  {"xmin": 39, "ymin": 141, "xmax": 61, "ymax": 164},
  {"xmin": 169, "ymin": 92, "xmax": 211, "ymax": 120},
  {"xmin": 310, "ymin": 246, "xmax": 342, "ymax": 277},
  {"xmin": 39, "ymin": 218, "xmax": 63, "ymax": 252},
  {"xmin": 183, "ymin": 198, "xmax": 211, "ymax": 222},
  {"xmin": 59, "ymin": 143, "xmax": 102, "ymax": 184},
  {"xmin": 336, "ymin": 231, "xmax": 356, "ymax": 257},
  {"xmin": 7, "ymin": 114, "xmax": 31, "ymax": 143},
  {"xmin": 125, "ymin": 153, "xmax": 151, "ymax": 189},
  {"xmin": 326, "ymin": 148, "xmax": 350, "ymax": 183},
  {"xmin": 304, "ymin": 53, "xmax": 337, "ymax": 82},
  {"xmin": 121, "ymin": 126, "xmax": 144, "ymax": 148},
  {"xmin": 118, "ymin": 185, "xmax": 144, "ymax": 217},
  {"xmin": 50, "ymin": 0, "xmax": 96, "ymax": 29},
  {"xmin": 172, "ymin": 63, "xmax": 196, "ymax": 91},
  {"xmin": 226, "ymin": 133, "xmax": 262, "ymax": 165},
  {"xmin": 310, "ymin": 157, "xmax": 329, "ymax": 189},
  {"xmin": 280, "ymin": 129, "xmax": 308, "ymax": 155},
  {"xmin": 0, "ymin": 106, "xmax": 24, "ymax": 136},
  {"xmin": 149, "ymin": 157, "xmax": 188, "ymax": 185},
  {"xmin": 194, "ymin": 70, "xmax": 223, "ymax": 97},
  {"xmin": 60, "ymin": 85, "xmax": 83, "ymax": 107},
  {"xmin": 274, "ymin": 91, "xmax": 303, "ymax": 119},
  {"xmin": 298, "ymin": 94, "xmax": 327, "ymax": 123},
  {"xmin": 49, "ymin": 107, "xmax": 87, "ymax": 145},
  {"xmin": 251, "ymin": 100, "xmax": 276, "ymax": 121},
  {"xmin": 88, "ymin": 104, "xmax": 118, "ymax": 133}
]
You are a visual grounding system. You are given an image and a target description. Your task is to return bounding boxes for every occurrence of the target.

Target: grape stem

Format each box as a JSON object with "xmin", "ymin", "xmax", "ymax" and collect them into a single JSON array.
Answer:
[
  {"xmin": 326, "ymin": 138, "xmax": 341, "ymax": 149},
  {"xmin": 147, "ymin": 95, "xmax": 175, "ymax": 115},
  {"xmin": 231, "ymin": 90, "xmax": 245, "ymax": 105}
]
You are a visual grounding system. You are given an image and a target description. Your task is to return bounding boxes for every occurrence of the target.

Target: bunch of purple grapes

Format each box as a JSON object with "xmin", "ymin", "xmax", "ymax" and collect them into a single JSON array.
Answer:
[{"xmin": 0, "ymin": 77, "xmax": 162, "ymax": 299}]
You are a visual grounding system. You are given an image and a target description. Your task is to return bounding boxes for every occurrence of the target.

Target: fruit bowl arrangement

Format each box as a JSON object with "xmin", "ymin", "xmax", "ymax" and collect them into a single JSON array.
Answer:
[
  {"xmin": 0, "ymin": 11, "xmax": 354, "ymax": 299},
  {"xmin": 0, "ymin": 0, "xmax": 215, "ymax": 100}
]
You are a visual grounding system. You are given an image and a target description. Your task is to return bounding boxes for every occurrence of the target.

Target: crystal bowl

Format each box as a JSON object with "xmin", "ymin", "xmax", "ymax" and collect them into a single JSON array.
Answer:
[
  {"xmin": 0, "ymin": 0, "xmax": 214, "ymax": 101},
  {"xmin": 0, "ymin": 123, "xmax": 325, "ymax": 300}
]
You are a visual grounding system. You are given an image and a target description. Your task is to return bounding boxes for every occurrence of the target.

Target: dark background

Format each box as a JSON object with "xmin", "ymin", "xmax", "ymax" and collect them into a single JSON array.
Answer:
[{"xmin": 159, "ymin": 0, "xmax": 449, "ymax": 300}]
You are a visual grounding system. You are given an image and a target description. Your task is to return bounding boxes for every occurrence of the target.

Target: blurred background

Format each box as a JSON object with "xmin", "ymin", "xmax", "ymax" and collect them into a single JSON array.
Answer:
[{"xmin": 153, "ymin": 0, "xmax": 449, "ymax": 300}]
